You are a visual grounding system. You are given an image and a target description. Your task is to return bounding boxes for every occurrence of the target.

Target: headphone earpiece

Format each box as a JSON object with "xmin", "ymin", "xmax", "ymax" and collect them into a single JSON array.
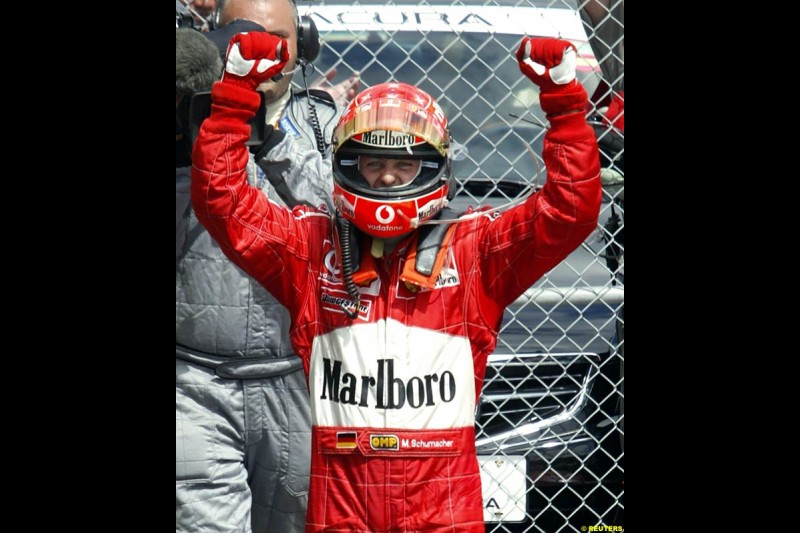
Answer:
[
  {"xmin": 296, "ymin": 14, "xmax": 319, "ymax": 63},
  {"xmin": 210, "ymin": 7, "xmax": 221, "ymax": 31},
  {"xmin": 210, "ymin": 6, "xmax": 318, "ymax": 64}
]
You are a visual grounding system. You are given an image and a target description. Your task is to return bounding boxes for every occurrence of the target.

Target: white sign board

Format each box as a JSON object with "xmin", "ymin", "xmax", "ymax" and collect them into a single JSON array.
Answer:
[
  {"xmin": 479, "ymin": 455, "xmax": 527, "ymax": 522},
  {"xmin": 309, "ymin": 5, "xmax": 587, "ymax": 39}
]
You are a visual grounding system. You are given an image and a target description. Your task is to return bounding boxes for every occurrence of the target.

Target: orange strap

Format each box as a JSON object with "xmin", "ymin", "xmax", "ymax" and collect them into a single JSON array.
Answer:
[
  {"xmin": 352, "ymin": 238, "xmax": 379, "ymax": 286},
  {"xmin": 400, "ymin": 225, "xmax": 456, "ymax": 291}
]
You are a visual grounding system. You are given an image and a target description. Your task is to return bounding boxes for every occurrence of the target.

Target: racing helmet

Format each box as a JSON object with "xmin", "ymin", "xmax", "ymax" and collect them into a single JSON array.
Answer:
[{"xmin": 332, "ymin": 82, "xmax": 454, "ymax": 239}]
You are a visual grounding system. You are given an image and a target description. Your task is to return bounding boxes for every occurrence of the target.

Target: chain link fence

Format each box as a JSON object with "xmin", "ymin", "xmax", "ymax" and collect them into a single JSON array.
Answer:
[{"xmin": 304, "ymin": 1, "xmax": 624, "ymax": 531}]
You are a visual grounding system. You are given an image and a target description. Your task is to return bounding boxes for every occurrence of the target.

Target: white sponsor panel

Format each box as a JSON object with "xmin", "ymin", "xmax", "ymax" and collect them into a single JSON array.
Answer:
[
  {"xmin": 310, "ymin": 5, "xmax": 586, "ymax": 39},
  {"xmin": 310, "ymin": 319, "xmax": 475, "ymax": 429},
  {"xmin": 479, "ymin": 455, "xmax": 527, "ymax": 522},
  {"xmin": 401, "ymin": 437, "xmax": 455, "ymax": 450},
  {"xmin": 434, "ymin": 266, "xmax": 460, "ymax": 289},
  {"xmin": 416, "ymin": 197, "xmax": 446, "ymax": 222}
]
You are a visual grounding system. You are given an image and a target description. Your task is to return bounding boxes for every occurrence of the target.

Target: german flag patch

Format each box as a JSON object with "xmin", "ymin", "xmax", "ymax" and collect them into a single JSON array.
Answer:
[{"xmin": 336, "ymin": 431, "xmax": 357, "ymax": 449}]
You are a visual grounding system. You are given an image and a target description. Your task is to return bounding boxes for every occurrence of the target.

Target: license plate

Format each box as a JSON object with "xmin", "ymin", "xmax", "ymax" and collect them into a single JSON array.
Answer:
[{"xmin": 478, "ymin": 455, "xmax": 526, "ymax": 522}]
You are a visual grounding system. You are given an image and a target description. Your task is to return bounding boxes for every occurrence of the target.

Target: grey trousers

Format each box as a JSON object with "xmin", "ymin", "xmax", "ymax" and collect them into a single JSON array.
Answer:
[{"xmin": 176, "ymin": 359, "xmax": 311, "ymax": 533}]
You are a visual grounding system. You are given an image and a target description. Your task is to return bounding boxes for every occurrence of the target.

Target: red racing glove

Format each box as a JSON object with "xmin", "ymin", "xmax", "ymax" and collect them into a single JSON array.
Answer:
[
  {"xmin": 208, "ymin": 32, "xmax": 290, "ymax": 134},
  {"xmin": 221, "ymin": 31, "xmax": 290, "ymax": 91},
  {"xmin": 516, "ymin": 37, "xmax": 587, "ymax": 117}
]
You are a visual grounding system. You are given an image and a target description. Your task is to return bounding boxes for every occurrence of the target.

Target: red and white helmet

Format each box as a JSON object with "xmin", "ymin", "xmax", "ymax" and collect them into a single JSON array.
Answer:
[{"xmin": 332, "ymin": 82, "xmax": 454, "ymax": 239}]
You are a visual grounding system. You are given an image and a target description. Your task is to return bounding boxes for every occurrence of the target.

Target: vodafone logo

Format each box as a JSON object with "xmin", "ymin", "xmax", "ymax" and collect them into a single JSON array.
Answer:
[{"xmin": 375, "ymin": 205, "xmax": 395, "ymax": 224}]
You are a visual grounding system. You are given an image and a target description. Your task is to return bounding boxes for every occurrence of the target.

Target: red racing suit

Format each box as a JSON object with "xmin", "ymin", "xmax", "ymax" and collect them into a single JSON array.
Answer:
[{"xmin": 192, "ymin": 82, "xmax": 601, "ymax": 532}]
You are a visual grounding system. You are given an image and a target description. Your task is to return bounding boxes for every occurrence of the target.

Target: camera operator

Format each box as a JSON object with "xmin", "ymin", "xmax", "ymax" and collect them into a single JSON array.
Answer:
[{"xmin": 176, "ymin": 2, "xmax": 346, "ymax": 531}]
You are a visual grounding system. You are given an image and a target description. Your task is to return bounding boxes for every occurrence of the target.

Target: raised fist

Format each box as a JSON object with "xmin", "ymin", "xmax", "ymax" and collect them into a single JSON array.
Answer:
[
  {"xmin": 221, "ymin": 32, "xmax": 290, "ymax": 91},
  {"xmin": 516, "ymin": 37, "xmax": 577, "ymax": 93}
]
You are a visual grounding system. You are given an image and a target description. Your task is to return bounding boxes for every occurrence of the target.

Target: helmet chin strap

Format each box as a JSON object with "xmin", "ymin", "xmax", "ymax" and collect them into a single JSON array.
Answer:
[
  {"xmin": 370, "ymin": 233, "xmax": 410, "ymax": 258},
  {"xmin": 370, "ymin": 238, "xmax": 384, "ymax": 258}
]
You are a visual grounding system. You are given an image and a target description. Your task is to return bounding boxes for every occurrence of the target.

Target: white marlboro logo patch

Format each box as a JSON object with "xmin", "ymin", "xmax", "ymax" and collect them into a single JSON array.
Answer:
[{"xmin": 354, "ymin": 130, "xmax": 423, "ymax": 148}]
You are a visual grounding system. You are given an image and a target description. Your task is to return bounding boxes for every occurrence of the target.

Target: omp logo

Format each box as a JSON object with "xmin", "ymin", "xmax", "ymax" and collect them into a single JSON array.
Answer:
[
  {"xmin": 375, "ymin": 205, "xmax": 395, "ymax": 224},
  {"xmin": 370, "ymin": 434, "xmax": 399, "ymax": 451}
]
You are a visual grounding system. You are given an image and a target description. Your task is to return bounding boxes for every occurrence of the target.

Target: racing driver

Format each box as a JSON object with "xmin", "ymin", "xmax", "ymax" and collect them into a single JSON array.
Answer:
[{"xmin": 191, "ymin": 31, "xmax": 601, "ymax": 532}]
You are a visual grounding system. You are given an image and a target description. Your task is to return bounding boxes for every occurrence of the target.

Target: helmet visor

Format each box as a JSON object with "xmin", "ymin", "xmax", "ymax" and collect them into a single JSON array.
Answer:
[
  {"xmin": 356, "ymin": 156, "xmax": 429, "ymax": 188},
  {"xmin": 336, "ymin": 152, "xmax": 444, "ymax": 200},
  {"xmin": 333, "ymin": 98, "xmax": 449, "ymax": 158}
]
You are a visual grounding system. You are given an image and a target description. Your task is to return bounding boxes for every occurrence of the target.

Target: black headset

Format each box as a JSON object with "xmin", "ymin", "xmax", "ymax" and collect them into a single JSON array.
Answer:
[
  {"xmin": 296, "ymin": 14, "xmax": 319, "ymax": 64},
  {"xmin": 210, "ymin": 6, "xmax": 319, "ymax": 64}
]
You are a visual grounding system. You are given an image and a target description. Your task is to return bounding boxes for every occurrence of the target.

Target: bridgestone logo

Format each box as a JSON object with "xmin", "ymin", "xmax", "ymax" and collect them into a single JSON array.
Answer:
[
  {"xmin": 358, "ymin": 130, "xmax": 417, "ymax": 147},
  {"xmin": 321, "ymin": 294, "xmax": 367, "ymax": 313},
  {"xmin": 320, "ymin": 358, "xmax": 456, "ymax": 409}
]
